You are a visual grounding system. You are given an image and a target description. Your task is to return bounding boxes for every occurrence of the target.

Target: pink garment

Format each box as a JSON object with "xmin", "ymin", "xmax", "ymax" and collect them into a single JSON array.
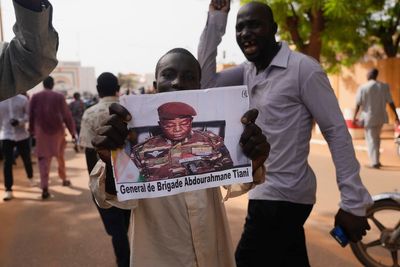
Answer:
[
  {"xmin": 29, "ymin": 89, "xmax": 75, "ymax": 188},
  {"xmin": 38, "ymin": 139, "xmax": 67, "ymax": 189},
  {"xmin": 29, "ymin": 89, "xmax": 75, "ymax": 157}
]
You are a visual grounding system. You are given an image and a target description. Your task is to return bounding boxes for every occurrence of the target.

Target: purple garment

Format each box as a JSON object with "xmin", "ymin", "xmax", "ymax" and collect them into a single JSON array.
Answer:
[{"xmin": 29, "ymin": 89, "xmax": 75, "ymax": 157}]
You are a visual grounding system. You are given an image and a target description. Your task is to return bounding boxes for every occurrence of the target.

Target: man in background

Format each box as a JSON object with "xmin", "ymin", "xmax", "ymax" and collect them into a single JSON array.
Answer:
[
  {"xmin": 69, "ymin": 92, "xmax": 85, "ymax": 152},
  {"xmin": 29, "ymin": 76, "xmax": 76, "ymax": 199},
  {"xmin": 0, "ymin": 0, "xmax": 58, "ymax": 100},
  {"xmin": 353, "ymin": 68, "xmax": 399, "ymax": 169},
  {"xmin": 79, "ymin": 72, "xmax": 130, "ymax": 267}
]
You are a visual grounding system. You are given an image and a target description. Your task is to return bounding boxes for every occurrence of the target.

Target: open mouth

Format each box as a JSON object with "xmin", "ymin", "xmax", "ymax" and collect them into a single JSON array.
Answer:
[{"xmin": 242, "ymin": 41, "xmax": 258, "ymax": 55}]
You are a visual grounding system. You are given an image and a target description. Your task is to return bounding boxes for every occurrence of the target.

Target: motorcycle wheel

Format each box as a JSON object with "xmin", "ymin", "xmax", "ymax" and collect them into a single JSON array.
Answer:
[{"xmin": 350, "ymin": 199, "xmax": 400, "ymax": 267}]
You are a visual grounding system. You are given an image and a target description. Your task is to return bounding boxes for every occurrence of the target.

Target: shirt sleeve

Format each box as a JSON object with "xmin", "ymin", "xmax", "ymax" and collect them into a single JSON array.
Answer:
[
  {"xmin": 299, "ymin": 60, "xmax": 373, "ymax": 216},
  {"xmin": 79, "ymin": 111, "xmax": 96, "ymax": 148},
  {"xmin": 60, "ymin": 97, "xmax": 76, "ymax": 137},
  {"xmin": 383, "ymin": 83, "xmax": 393, "ymax": 103},
  {"xmin": 28, "ymin": 95, "xmax": 36, "ymax": 134},
  {"xmin": 0, "ymin": 0, "xmax": 58, "ymax": 100},
  {"xmin": 197, "ymin": 10, "xmax": 244, "ymax": 89},
  {"xmin": 89, "ymin": 160, "xmax": 138, "ymax": 210},
  {"xmin": 355, "ymin": 86, "xmax": 363, "ymax": 106},
  {"xmin": 21, "ymin": 97, "xmax": 29, "ymax": 124}
]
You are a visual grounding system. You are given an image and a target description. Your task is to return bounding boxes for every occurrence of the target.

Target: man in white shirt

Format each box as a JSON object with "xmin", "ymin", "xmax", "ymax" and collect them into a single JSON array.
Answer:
[
  {"xmin": 0, "ymin": 95, "xmax": 34, "ymax": 201},
  {"xmin": 353, "ymin": 68, "xmax": 399, "ymax": 168}
]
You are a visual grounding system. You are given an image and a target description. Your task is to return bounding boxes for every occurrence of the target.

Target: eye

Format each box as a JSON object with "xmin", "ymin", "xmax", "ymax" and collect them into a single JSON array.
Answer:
[
  {"xmin": 161, "ymin": 70, "xmax": 175, "ymax": 80},
  {"xmin": 236, "ymin": 23, "xmax": 244, "ymax": 32},
  {"xmin": 248, "ymin": 20, "xmax": 261, "ymax": 29},
  {"xmin": 183, "ymin": 72, "xmax": 195, "ymax": 81},
  {"xmin": 162, "ymin": 123, "xmax": 175, "ymax": 129},
  {"xmin": 180, "ymin": 121, "xmax": 191, "ymax": 127}
]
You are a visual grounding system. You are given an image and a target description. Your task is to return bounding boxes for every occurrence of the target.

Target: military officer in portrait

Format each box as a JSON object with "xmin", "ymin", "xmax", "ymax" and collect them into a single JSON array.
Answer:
[{"xmin": 130, "ymin": 102, "xmax": 233, "ymax": 181}]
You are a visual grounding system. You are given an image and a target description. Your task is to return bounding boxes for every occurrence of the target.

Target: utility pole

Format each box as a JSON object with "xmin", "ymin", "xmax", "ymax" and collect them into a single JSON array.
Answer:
[{"xmin": 0, "ymin": 0, "xmax": 4, "ymax": 42}]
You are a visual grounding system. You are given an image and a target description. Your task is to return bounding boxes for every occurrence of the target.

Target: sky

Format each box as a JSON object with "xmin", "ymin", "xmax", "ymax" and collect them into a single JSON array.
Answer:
[{"xmin": 2, "ymin": 0, "xmax": 245, "ymax": 76}]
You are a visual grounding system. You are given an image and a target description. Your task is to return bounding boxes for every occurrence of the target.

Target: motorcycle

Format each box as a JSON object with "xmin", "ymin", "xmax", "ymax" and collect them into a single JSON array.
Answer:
[{"xmin": 350, "ymin": 192, "xmax": 400, "ymax": 267}]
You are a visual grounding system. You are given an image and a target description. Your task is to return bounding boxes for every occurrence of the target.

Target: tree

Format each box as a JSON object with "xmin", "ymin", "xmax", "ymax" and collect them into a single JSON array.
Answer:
[
  {"xmin": 118, "ymin": 73, "xmax": 139, "ymax": 94},
  {"xmin": 240, "ymin": 0, "xmax": 380, "ymax": 72},
  {"xmin": 364, "ymin": 0, "xmax": 400, "ymax": 58}
]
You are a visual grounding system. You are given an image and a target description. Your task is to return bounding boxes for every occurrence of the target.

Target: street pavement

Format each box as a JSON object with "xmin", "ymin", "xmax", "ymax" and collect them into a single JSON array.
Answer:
[{"xmin": 0, "ymin": 131, "xmax": 399, "ymax": 267}]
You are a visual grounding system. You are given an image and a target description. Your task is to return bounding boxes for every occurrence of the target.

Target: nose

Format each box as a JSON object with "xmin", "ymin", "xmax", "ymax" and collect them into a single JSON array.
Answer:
[
  {"xmin": 240, "ymin": 27, "xmax": 251, "ymax": 40},
  {"xmin": 173, "ymin": 123, "xmax": 182, "ymax": 132},
  {"xmin": 171, "ymin": 76, "xmax": 183, "ymax": 89}
]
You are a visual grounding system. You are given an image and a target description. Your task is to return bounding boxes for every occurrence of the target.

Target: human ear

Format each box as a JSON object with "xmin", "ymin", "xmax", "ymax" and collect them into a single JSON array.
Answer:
[
  {"xmin": 153, "ymin": 81, "xmax": 159, "ymax": 93},
  {"xmin": 272, "ymin": 22, "xmax": 278, "ymax": 34}
]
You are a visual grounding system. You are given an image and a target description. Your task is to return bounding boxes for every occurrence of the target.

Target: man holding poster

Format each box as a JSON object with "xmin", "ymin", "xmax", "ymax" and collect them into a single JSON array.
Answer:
[
  {"xmin": 131, "ymin": 101, "xmax": 233, "ymax": 181},
  {"xmin": 90, "ymin": 48, "xmax": 269, "ymax": 267}
]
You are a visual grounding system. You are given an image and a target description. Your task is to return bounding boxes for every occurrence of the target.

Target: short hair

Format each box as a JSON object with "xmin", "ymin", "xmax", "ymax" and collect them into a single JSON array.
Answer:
[
  {"xmin": 260, "ymin": 2, "xmax": 275, "ymax": 25},
  {"xmin": 73, "ymin": 92, "xmax": 80, "ymax": 99},
  {"xmin": 155, "ymin": 48, "xmax": 201, "ymax": 79},
  {"xmin": 43, "ymin": 76, "xmax": 54, "ymax": 89},
  {"xmin": 96, "ymin": 72, "xmax": 120, "ymax": 97},
  {"xmin": 367, "ymin": 68, "xmax": 379, "ymax": 80}
]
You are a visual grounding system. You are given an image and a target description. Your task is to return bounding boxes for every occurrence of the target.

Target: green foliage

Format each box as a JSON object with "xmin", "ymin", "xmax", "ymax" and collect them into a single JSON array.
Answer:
[
  {"xmin": 363, "ymin": 0, "xmax": 400, "ymax": 57},
  {"xmin": 239, "ymin": 0, "xmax": 393, "ymax": 73}
]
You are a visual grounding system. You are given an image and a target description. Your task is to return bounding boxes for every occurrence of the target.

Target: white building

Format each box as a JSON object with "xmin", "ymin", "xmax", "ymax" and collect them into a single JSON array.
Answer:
[{"xmin": 28, "ymin": 61, "xmax": 96, "ymax": 98}]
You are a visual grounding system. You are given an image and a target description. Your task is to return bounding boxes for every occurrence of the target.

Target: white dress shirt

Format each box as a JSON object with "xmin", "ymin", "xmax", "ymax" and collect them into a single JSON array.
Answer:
[{"xmin": 0, "ymin": 95, "xmax": 30, "ymax": 141}]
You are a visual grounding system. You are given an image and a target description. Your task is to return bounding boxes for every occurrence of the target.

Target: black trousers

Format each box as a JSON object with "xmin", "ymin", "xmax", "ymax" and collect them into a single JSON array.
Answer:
[
  {"xmin": 2, "ymin": 138, "xmax": 33, "ymax": 191},
  {"xmin": 93, "ymin": 197, "xmax": 131, "ymax": 267},
  {"xmin": 85, "ymin": 148, "xmax": 131, "ymax": 267},
  {"xmin": 235, "ymin": 199, "xmax": 313, "ymax": 267}
]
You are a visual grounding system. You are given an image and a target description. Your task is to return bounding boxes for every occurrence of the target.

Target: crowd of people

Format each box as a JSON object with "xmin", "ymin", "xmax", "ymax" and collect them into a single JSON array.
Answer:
[{"xmin": 0, "ymin": 0, "xmax": 398, "ymax": 267}]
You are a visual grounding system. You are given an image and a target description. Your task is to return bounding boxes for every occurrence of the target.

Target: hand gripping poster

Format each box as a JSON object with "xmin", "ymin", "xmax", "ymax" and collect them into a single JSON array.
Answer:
[{"xmin": 112, "ymin": 85, "xmax": 252, "ymax": 201}]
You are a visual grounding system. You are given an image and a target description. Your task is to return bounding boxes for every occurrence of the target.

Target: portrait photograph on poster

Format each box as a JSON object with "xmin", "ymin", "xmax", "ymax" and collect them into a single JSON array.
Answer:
[{"xmin": 111, "ymin": 85, "xmax": 252, "ymax": 201}]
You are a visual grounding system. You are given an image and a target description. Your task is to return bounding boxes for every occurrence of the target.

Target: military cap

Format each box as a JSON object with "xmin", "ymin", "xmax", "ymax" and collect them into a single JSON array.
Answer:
[{"xmin": 157, "ymin": 102, "xmax": 197, "ymax": 120}]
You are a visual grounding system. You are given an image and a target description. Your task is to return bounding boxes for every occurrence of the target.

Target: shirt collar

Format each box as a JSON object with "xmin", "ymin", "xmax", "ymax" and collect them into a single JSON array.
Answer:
[
  {"xmin": 99, "ymin": 96, "xmax": 119, "ymax": 103},
  {"xmin": 269, "ymin": 41, "xmax": 290, "ymax": 69},
  {"xmin": 247, "ymin": 41, "xmax": 291, "ymax": 75}
]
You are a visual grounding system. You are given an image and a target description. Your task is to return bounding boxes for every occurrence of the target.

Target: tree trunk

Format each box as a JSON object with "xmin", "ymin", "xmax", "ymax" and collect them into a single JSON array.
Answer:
[{"xmin": 304, "ymin": 8, "xmax": 324, "ymax": 62}]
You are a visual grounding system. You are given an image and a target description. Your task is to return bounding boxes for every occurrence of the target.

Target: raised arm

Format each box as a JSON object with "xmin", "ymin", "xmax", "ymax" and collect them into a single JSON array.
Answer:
[
  {"xmin": 0, "ymin": 0, "xmax": 58, "ymax": 100},
  {"xmin": 198, "ymin": 0, "xmax": 244, "ymax": 89}
]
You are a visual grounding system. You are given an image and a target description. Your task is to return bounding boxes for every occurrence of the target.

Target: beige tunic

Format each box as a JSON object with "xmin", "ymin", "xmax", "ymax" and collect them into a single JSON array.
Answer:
[
  {"xmin": 0, "ymin": 1, "xmax": 58, "ymax": 100},
  {"xmin": 90, "ymin": 161, "xmax": 265, "ymax": 267}
]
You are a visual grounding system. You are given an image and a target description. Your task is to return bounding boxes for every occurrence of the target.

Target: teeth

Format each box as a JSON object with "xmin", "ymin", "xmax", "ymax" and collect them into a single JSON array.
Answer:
[{"xmin": 243, "ymin": 41, "xmax": 254, "ymax": 47}]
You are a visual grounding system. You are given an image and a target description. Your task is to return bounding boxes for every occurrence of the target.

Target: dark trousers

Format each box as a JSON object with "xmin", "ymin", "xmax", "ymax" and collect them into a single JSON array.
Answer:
[
  {"xmin": 2, "ymin": 138, "xmax": 33, "ymax": 191},
  {"xmin": 93, "ymin": 198, "xmax": 131, "ymax": 267},
  {"xmin": 235, "ymin": 200, "xmax": 313, "ymax": 267},
  {"xmin": 85, "ymin": 148, "xmax": 131, "ymax": 267}
]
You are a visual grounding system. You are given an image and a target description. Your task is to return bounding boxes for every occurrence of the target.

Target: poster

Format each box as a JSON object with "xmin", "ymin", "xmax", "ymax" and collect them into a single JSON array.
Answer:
[{"xmin": 112, "ymin": 85, "xmax": 252, "ymax": 201}]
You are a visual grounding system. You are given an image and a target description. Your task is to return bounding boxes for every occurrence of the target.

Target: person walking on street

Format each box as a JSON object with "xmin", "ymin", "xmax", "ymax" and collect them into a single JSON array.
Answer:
[
  {"xmin": 0, "ymin": 0, "xmax": 58, "ymax": 100},
  {"xmin": 198, "ymin": 1, "xmax": 372, "ymax": 266},
  {"xmin": 353, "ymin": 68, "xmax": 400, "ymax": 169},
  {"xmin": 0, "ymin": 94, "xmax": 35, "ymax": 201},
  {"xmin": 80, "ymin": 73, "xmax": 131, "ymax": 267},
  {"xmin": 69, "ymin": 92, "xmax": 85, "ymax": 152},
  {"xmin": 29, "ymin": 76, "xmax": 76, "ymax": 199}
]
